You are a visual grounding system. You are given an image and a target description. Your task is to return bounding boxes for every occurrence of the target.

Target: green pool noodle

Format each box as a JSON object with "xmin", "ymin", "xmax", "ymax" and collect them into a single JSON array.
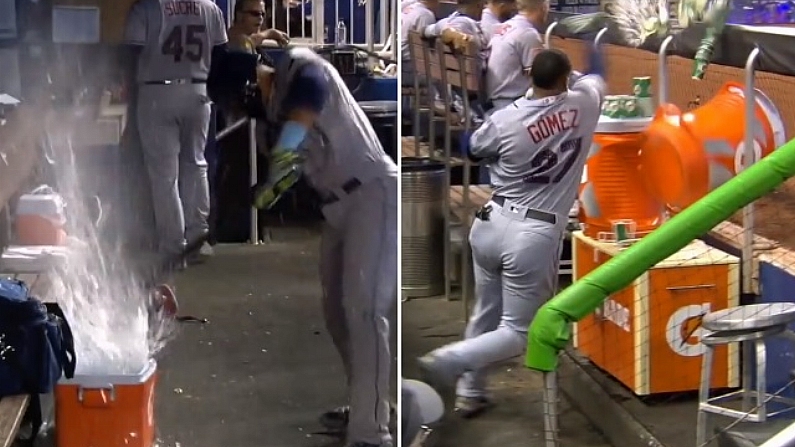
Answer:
[{"xmin": 526, "ymin": 137, "xmax": 795, "ymax": 372}]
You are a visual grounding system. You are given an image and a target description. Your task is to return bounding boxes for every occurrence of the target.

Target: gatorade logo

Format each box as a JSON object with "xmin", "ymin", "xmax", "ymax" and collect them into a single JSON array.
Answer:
[{"xmin": 666, "ymin": 304, "xmax": 711, "ymax": 357}]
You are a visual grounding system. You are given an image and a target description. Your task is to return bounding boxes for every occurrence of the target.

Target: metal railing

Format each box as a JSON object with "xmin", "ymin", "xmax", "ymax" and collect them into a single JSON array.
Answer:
[
  {"xmin": 216, "ymin": 116, "xmax": 260, "ymax": 245},
  {"xmin": 265, "ymin": 0, "xmax": 398, "ymax": 54}
]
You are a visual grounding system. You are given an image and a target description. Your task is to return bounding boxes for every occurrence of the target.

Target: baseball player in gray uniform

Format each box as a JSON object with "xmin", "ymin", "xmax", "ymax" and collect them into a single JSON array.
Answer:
[
  {"xmin": 401, "ymin": 0, "xmax": 439, "ymax": 85},
  {"xmin": 246, "ymin": 48, "xmax": 397, "ymax": 447},
  {"xmin": 123, "ymin": 0, "xmax": 227, "ymax": 263},
  {"xmin": 485, "ymin": 0, "xmax": 547, "ymax": 112},
  {"xmin": 480, "ymin": 0, "xmax": 516, "ymax": 42},
  {"xmin": 418, "ymin": 46, "xmax": 606, "ymax": 418}
]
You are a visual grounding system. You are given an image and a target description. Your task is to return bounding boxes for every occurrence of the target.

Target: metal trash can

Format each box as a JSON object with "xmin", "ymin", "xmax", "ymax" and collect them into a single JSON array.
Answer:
[
  {"xmin": 402, "ymin": 157, "xmax": 445, "ymax": 298},
  {"xmin": 359, "ymin": 100, "xmax": 398, "ymax": 163}
]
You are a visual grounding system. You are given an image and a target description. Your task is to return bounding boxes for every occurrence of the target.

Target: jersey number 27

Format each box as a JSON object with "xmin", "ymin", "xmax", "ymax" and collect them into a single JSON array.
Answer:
[
  {"xmin": 524, "ymin": 137, "xmax": 583, "ymax": 184},
  {"xmin": 161, "ymin": 25, "xmax": 207, "ymax": 63}
]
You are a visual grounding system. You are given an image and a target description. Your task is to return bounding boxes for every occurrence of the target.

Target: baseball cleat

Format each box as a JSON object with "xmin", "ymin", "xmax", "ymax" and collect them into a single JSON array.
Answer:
[
  {"xmin": 319, "ymin": 404, "xmax": 397, "ymax": 432},
  {"xmin": 453, "ymin": 396, "xmax": 494, "ymax": 419},
  {"xmin": 417, "ymin": 355, "xmax": 459, "ymax": 394}
]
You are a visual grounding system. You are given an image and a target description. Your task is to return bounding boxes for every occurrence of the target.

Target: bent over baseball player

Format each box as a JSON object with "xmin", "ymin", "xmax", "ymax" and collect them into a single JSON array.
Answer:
[
  {"xmin": 245, "ymin": 48, "xmax": 398, "ymax": 447},
  {"xmin": 123, "ymin": 0, "xmax": 226, "ymax": 264},
  {"xmin": 418, "ymin": 46, "xmax": 606, "ymax": 418}
]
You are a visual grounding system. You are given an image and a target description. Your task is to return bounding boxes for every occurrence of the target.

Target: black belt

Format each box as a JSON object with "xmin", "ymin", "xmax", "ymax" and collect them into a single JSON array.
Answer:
[
  {"xmin": 321, "ymin": 178, "xmax": 362, "ymax": 205},
  {"xmin": 492, "ymin": 196, "xmax": 557, "ymax": 225},
  {"xmin": 142, "ymin": 78, "xmax": 207, "ymax": 85}
]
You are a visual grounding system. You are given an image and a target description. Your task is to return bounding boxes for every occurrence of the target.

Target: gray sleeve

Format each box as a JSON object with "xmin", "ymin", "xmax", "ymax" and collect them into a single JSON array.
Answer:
[
  {"xmin": 123, "ymin": 1, "xmax": 148, "ymax": 46},
  {"xmin": 210, "ymin": 4, "xmax": 229, "ymax": 46},
  {"xmin": 517, "ymin": 29, "xmax": 544, "ymax": 71},
  {"xmin": 570, "ymin": 74, "xmax": 606, "ymax": 105},
  {"xmin": 422, "ymin": 16, "xmax": 446, "ymax": 38},
  {"xmin": 469, "ymin": 117, "xmax": 503, "ymax": 159}
]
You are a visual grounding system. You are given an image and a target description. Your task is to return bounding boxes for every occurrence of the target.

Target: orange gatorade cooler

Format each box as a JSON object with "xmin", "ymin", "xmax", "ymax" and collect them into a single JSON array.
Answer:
[
  {"xmin": 639, "ymin": 82, "xmax": 786, "ymax": 212},
  {"xmin": 15, "ymin": 185, "xmax": 67, "ymax": 246},
  {"xmin": 55, "ymin": 360, "xmax": 158, "ymax": 447},
  {"xmin": 579, "ymin": 117, "xmax": 665, "ymax": 240}
]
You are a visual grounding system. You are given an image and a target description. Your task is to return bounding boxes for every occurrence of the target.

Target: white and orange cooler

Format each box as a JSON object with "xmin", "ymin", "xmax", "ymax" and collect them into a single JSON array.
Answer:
[
  {"xmin": 579, "ymin": 117, "xmax": 666, "ymax": 240},
  {"xmin": 56, "ymin": 360, "xmax": 158, "ymax": 447},
  {"xmin": 15, "ymin": 185, "xmax": 67, "ymax": 246}
]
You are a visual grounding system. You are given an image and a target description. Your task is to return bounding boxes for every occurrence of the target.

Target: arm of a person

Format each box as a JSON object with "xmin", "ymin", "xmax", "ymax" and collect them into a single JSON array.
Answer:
[
  {"xmin": 276, "ymin": 63, "xmax": 331, "ymax": 151},
  {"xmin": 517, "ymin": 29, "xmax": 544, "ymax": 72},
  {"xmin": 422, "ymin": 15, "xmax": 448, "ymax": 38},
  {"xmin": 569, "ymin": 44, "xmax": 607, "ymax": 105},
  {"xmin": 468, "ymin": 116, "xmax": 503, "ymax": 161}
]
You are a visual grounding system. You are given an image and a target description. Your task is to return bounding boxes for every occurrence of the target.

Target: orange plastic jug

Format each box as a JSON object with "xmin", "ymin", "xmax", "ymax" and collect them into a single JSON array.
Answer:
[
  {"xmin": 579, "ymin": 118, "xmax": 665, "ymax": 239},
  {"xmin": 639, "ymin": 82, "xmax": 786, "ymax": 212}
]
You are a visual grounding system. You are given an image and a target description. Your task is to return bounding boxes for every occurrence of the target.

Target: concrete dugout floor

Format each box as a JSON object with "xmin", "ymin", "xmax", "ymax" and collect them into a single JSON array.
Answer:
[
  {"xmin": 401, "ymin": 298, "xmax": 611, "ymax": 447},
  {"xmin": 152, "ymin": 227, "xmax": 398, "ymax": 447}
]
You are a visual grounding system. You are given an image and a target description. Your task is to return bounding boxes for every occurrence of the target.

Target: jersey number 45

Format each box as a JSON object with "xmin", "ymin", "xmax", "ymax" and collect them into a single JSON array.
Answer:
[{"xmin": 162, "ymin": 25, "xmax": 207, "ymax": 63}]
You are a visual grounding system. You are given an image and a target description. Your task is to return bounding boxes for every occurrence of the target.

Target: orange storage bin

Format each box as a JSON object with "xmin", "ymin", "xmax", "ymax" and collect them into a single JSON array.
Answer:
[
  {"xmin": 15, "ymin": 185, "xmax": 67, "ymax": 246},
  {"xmin": 639, "ymin": 82, "xmax": 786, "ymax": 212},
  {"xmin": 579, "ymin": 118, "xmax": 665, "ymax": 240},
  {"xmin": 55, "ymin": 360, "xmax": 157, "ymax": 447}
]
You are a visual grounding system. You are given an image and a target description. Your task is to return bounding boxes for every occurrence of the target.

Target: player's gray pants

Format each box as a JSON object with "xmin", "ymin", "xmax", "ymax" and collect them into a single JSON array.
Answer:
[
  {"xmin": 136, "ymin": 84, "xmax": 212, "ymax": 258},
  {"xmin": 320, "ymin": 174, "xmax": 398, "ymax": 446},
  {"xmin": 431, "ymin": 199, "xmax": 563, "ymax": 398}
]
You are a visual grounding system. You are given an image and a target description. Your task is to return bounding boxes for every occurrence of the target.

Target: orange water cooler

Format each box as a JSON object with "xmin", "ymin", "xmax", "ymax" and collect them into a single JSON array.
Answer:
[
  {"xmin": 639, "ymin": 82, "xmax": 786, "ymax": 211},
  {"xmin": 579, "ymin": 118, "xmax": 666, "ymax": 240},
  {"xmin": 55, "ymin": 360, "xmax": 157, "ymax": 447}
]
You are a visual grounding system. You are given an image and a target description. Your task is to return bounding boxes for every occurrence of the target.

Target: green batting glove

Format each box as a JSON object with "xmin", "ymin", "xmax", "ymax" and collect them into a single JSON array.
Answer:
[{"xmin": 252, "ymin": 148, "xmax": 303, "ymax": 210}]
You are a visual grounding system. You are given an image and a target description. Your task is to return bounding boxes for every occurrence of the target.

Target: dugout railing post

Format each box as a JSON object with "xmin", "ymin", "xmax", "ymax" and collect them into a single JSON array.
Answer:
[
  {"xmin": 742, "ymin": 47, "xmax": 761, "ymax": 297},
  {"xmin": 658, "ymin": 35, "xmax": 674, "ymax": 105},
  {"xmin": 215, "ymin": 116, "xmax": 260, "ymax": 245}
]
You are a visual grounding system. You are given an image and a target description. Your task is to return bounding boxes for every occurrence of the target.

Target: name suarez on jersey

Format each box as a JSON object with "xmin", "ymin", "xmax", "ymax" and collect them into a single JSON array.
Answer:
[
  {"xmin": 164, "ymin": 1, "xmax": 201, "ymax": 16},
  {"xmin": 527, "ymin": 108, "xmax": 579, "ymax": 144}
]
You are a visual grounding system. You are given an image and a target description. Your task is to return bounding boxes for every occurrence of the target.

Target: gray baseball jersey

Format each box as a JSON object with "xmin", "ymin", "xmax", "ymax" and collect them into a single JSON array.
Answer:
[
  {"xmin": 480, "ymin": 7, "xmax": 501, "ymax": 42},
  {"xmin": 270, "ymin": 48, "xmax": 398, "ymax": 446},
  {"xmin": 471, "ymin": 73, "xmax": 606, "ymax": 218},
  {"xmin": 271, "ymin": 48, "xmax": 398, "ymax": 195},
  {"xmin": 124, "ymin": 0, "xmax": 228, "ymax": 83},
  {"xmin": 485, "ymin": 15, "xmax": 543, "ymax": 108},
  {"xmin": 401, "ymin": 1, "xmax": 436, "ymax": 63}
]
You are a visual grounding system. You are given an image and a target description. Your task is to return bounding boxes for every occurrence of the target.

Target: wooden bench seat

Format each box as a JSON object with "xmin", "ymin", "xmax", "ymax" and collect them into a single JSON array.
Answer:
[{"xmin": 0, "ymin": 392, "xmax": 29, "ymax": 447}]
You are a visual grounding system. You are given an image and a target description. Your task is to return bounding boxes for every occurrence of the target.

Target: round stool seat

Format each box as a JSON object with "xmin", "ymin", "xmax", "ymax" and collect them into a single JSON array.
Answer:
[
  {"xmin": 702, "ymin": 303, "xmax": 795, "ymax": 332},
  {"xmin": 700, "ymin": 325, "xmax": 787, "ymax": 346}
]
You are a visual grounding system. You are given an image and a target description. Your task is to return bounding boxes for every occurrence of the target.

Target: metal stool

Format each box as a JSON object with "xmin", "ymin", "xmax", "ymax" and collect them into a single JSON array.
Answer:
[{"xmin": 697, "ymin": 303, "xmax": 795, "ymax": 447}]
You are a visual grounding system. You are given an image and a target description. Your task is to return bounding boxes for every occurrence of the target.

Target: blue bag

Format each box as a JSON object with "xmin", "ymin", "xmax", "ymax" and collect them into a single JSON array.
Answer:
[{"xmin": 0, "ymin": 278, "xmax": 77, "ymax": 444}]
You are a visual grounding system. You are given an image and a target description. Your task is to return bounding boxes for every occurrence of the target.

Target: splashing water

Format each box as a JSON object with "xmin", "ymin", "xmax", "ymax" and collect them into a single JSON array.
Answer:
[{"xmin": 41, "ymin": 125, "xmax": 176, "ymax": 376}]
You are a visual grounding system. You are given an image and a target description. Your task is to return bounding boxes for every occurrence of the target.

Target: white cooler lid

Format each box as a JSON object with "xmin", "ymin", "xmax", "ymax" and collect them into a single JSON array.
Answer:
[{"xmin": 596, "ymin": 116, "xmax": 653, "ymax": 134}]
